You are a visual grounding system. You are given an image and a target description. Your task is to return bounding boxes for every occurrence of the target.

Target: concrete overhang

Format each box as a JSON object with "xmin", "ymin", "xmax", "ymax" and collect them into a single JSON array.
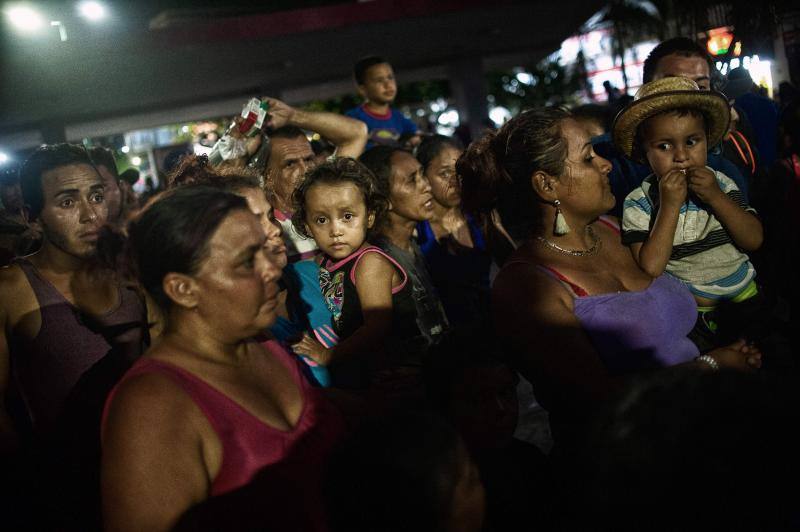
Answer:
[{"xmin": 0, "ymin": 0, "xmax": 603, "ymax": 143}]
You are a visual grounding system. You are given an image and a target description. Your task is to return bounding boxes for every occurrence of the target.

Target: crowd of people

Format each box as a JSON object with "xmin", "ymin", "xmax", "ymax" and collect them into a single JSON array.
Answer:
[{"xmin": 1, "ymin": 38, "xmax": 799, "ymax": 531}]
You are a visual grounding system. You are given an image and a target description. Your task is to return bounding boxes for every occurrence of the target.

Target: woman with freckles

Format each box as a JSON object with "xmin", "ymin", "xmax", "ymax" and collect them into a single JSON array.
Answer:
[{"xmin": 101, "ymin": 186, "xmax": 343, "ymax": 532}]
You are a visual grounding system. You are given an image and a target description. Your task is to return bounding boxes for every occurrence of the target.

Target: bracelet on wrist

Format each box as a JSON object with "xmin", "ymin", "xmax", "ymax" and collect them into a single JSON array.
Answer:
[{"xmin": 696, "ymin": 354, "xmax": 720, "ymax": 371}]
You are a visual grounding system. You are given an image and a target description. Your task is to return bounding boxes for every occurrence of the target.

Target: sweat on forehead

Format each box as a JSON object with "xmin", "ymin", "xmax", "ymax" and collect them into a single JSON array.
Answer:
[
  {"xmin": 41, "ymin": 163, "xmax": 104, "ymax": 200},
  {"xmin": 271, "ymin": 136, "xmax": 313, "ymax": 157}
]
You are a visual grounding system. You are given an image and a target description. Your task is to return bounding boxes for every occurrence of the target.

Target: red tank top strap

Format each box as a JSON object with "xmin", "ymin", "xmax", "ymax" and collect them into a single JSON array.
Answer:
[
  {"xmin": 104, "ymin": 341, "xmax": 308, "ymax": 430},
  {"xmin": 102, "ymin": 357, "xmax": 232, "ymax": 442},
  {"xmin": 262, "ymin": 340, "xmax": 310, "ymax": 390},
  {"xmin": 350, "ymin": 245, "xmax": 408, "ymax": 295},
  {"xmin": 502, "ymin": 257, "xmax": 589, "ymax": 298},
  {"xmin": 535, "ymin": 264, "xmax": 590, "ymax": 297},
  {"xmin": 102, "ymin": 341, "xmax": 344, "ymax": 504},
  {"xmin": 596, "ymin": 215, "xmax": 621, "ymax": 234}
]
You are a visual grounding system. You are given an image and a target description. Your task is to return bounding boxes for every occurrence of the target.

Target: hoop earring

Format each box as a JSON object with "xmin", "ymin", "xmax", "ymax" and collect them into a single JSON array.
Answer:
[{"xmin": 553, "ymin": 199, "xmax": 570, "ymax": 236}]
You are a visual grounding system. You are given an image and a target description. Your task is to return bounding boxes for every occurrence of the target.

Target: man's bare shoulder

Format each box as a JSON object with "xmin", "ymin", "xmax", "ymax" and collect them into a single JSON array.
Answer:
[
  {"xmin": 0, "ymin": 263, "xmax": 27, "ymax": 293},
  {"xmin": 0, "ymin": 263, "xmax": 36, "ymax": 316}
]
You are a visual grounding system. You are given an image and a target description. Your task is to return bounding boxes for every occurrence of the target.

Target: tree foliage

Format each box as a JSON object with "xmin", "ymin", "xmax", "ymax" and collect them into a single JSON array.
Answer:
[{"xmin": 486, "ymin": 61, "xmax": 582, "ymax": 113}]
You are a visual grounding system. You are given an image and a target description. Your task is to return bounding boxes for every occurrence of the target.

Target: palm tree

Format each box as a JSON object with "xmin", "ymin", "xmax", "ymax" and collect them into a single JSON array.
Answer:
[{"xmin": 595, "ymin": 0, "xmax": 664, "ymax": 93}]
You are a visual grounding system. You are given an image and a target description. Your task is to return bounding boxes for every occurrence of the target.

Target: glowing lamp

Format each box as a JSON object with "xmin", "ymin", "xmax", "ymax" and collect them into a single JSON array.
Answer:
[
  {"xmin": 5, "ymin": 5, "xmax": 44, "ymax": 32},
  {"xmin": 707, "ymin": 27, "xmax": 734, "ymax": 56},
  {"xmin": 78, "ymin": 1, "xmax": 106, "ymax": 22}
]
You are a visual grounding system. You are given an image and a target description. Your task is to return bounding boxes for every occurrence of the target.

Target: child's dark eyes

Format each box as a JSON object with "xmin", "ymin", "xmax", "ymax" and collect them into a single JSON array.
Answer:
[
  {"xmin": 90, "ymin": 192, "xmax": 105, "ymax": 203},
  {"xmin": 343, "ymin": 212, "xmax": 354, "ymax": 221},
  {"xmin": 686, "ymin": 138, "xmax": 699, "ymax": 146},
  {"xmin": 315, "ymin": 216, "xmax": 327, "ymax": 224},
  {"xmin": 657, "ymin": 143, "xmax": 672, "ymax": 151}
]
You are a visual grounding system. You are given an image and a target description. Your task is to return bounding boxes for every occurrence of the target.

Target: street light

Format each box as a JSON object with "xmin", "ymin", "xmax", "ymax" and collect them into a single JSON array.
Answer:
[
  {"xmin": 77, "ymin": 1, "xmax": 106, "ymax": 22},
  {"xmin": 130, "ymin": 156, "xmax": 142, "ymax": 166},
  {"xmin": 5, "ymin": 4, "xmax": 44, "ymax": 32},
  {"xmin": 0, "ymin": 152, "xmax": 9, "ymax": 164}
]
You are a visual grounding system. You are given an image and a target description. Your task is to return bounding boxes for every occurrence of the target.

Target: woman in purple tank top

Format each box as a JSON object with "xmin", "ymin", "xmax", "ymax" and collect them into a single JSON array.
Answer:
[
  {"xmin": 101, "ymin": 186, "xmax": 343, "ymax": 532},
  {"xmin": 458, "ymin": 108, "xmax": 762, "ymax": 447}
]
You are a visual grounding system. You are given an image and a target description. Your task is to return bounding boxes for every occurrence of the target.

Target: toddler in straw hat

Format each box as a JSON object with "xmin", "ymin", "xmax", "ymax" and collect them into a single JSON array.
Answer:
[{"xmin": 613, "ymin": 76, "xmax": 764, "ymax": 351}]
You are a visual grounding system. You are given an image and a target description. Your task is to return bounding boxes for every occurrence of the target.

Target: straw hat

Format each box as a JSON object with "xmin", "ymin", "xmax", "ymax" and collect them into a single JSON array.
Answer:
[{"xmin": 612, "ymin": 77, "xmax": 730, "ymax": 162}]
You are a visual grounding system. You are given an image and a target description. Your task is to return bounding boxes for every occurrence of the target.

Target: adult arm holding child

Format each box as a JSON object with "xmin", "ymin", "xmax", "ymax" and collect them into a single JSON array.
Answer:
[
  {"xmin": 494, "ymin": 260, "xmax": 761, "ymax": 410},
  {"xmin": 292, "ymin": 252, "xmax": 396, "ymax": 366}
]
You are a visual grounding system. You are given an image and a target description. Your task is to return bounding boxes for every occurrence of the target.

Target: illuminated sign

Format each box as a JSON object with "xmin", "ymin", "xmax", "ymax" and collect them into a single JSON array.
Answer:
[{"xmin": 707, "ymin": 27, "xmax": 734, "ymax": 56}]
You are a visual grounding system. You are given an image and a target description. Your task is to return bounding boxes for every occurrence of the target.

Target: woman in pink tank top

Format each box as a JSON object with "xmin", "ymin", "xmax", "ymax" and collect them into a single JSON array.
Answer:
[{"xmin": 101, "ymin": 186, "xmax": 343, "ymax": 532}]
